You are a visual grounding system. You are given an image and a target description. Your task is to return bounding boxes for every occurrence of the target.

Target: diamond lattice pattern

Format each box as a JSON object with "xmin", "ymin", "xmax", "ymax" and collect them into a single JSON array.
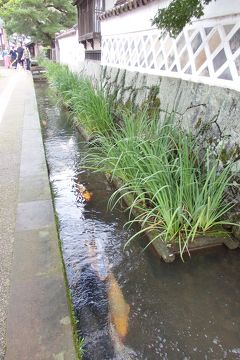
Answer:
[{"xmin": 102, "ymin": 19, "xmax": 240, "ymax": 88}]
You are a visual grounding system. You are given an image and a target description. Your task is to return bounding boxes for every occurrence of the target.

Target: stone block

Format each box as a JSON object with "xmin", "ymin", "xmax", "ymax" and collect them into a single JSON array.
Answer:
[{"xmin": 16, "ymin": 200, "xmax": 54, "ymax": 231}]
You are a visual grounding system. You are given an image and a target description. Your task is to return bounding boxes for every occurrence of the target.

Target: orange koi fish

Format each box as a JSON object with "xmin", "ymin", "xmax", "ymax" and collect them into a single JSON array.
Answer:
[
  {"xmin": 86, "ymin": 237, "xmax": 130, "ymax": 343},
  {"xmin": 76, "ymin": 183, "xmax": 93, "ymax": 202},
  {"xmin": 108, "ymin": 272, "xmax": 130, "ymax": 340}
]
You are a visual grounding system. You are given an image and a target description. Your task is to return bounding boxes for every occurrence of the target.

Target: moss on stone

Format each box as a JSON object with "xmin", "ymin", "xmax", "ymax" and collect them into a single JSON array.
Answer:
[
  {"xmin": 140, "ymin": 85, "xmax": 161, "ymax": 117},
  {"xmin": 219, "ymin": 144, "xmax": 240, "ymax": 164},
  {"xmin": 131, "ymin": 89, "xmax": 138, "ymax": 105},
  {"xmin": 101, "ymin": 66, "xmax": 107, "ymax": 84},
  {"xmin": 194, "ymin": 117, "xmax": 202, "ymax": 129},
  {"xmin": 113, "ymin": 68, "xmax": 120, "ymax": 83},
  {"xmin": 219, "ymin": 147, "xmax": 229, "ymax": 163},
  {"xmin": 124, "ymin": 99, "xmax": 135, "ymax": 111},
  {"xmin": 51, "ymin": 209, "xmax": 83, "ymax": 359}
]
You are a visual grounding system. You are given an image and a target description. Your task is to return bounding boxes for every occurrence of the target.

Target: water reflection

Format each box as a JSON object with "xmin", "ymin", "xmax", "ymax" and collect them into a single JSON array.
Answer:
[{"xmin": 36, "ymin": 81, "xmax": 240, "ymax": 360}]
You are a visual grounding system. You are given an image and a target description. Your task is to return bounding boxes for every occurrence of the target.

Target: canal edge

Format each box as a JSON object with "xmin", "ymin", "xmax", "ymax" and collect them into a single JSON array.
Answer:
[{"xmin": 5, "ymin": 72, "xmax": 76, "ymax": 360}]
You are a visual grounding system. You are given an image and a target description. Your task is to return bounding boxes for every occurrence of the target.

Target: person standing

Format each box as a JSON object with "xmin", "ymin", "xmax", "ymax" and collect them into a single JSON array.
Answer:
[
  {"xmin": 9, "ymin": 46, "xmax": 18, "ymax": 69},
  {"xmin": 2, "ymin": 48, "xmax": 10, "ymax": 68},
  {"xmin": 16, "ymin": 42, "xmax": 24, "ymax": 69},
  {"xmin": 23, "ymin": 45, "xmax": 31, "ymax": 70}
]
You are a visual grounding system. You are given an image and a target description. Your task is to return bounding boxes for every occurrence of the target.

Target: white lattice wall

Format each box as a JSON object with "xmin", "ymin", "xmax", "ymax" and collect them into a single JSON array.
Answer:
[{"xmin": 101, "ymin": 6, "xmax": 240, "ymax": 91}]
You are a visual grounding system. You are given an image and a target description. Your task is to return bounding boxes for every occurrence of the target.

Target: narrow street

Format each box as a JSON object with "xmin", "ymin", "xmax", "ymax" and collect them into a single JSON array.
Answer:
[{"xmin": 0, "ymin": 67, "xmax": 75, "ymax": 360}]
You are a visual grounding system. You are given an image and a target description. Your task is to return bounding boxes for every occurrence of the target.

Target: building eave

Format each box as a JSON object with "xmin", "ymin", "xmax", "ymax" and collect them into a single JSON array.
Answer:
[
  {"xmin": 55, "ymin": 27, "xmax": 77, "ymax": 40},
  {"xmin": 99, "ymin": 0, "xmax": 155, "ymax": 20}
]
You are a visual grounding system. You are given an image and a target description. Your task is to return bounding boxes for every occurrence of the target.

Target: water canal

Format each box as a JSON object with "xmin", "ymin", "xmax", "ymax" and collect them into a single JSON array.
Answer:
[{"xmin": 35, "ymin": 80, "xmax": 240, "ymax": 360}]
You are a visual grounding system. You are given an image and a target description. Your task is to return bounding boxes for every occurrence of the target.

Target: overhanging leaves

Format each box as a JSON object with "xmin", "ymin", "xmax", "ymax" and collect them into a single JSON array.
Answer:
[{"xmin": 0, "ymin": 0, "xmax": 76, "ymax": 45}]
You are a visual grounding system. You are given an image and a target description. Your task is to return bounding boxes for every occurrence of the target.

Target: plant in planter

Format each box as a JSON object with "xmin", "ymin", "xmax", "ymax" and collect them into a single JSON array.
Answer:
[{"xmin": 86, "ymin": 109, "xmax": 237, "ymax": 261}]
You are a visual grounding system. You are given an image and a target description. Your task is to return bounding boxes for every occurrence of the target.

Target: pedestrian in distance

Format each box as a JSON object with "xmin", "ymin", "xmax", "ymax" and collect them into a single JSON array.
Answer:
[
  {"xmin": 9, "ymin": 46, "xmax": 18, "ymax": 69},
  {"xmin": 23, "ymin": 44, "xmax": 31, "ymax": 71},
  {"xmin": 2, "ymin": 48, "xmax": 11, "ymax": 68},
  {"xmin": 16, "ymin": 42, "xmax": 24, "ymax": 69}
]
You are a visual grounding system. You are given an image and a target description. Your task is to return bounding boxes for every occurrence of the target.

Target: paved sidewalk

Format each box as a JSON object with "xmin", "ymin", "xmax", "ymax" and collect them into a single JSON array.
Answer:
[{"xmin": 0, "ymin": 68, "xmax": 75, "ymax": 359}]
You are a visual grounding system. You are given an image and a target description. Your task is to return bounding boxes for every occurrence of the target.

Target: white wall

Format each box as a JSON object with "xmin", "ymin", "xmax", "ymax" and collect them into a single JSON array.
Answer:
[
  {"xmin": 200, "ymin": 0, "xmax": 240, "ymax": 20},
  {"xmin": 101, "ymin": 0, "xmax": 239, "ymax": 36},
  {"xmin": 105, "ymin": 0, "xmax": 115, "ymax": 11},
  {"xmin": 101, "ymin": 0, "xmax": 170, "ymax": 36},
  {"xmin": 101, "ymin": 0, "xmax": 240, "ymax": 91},
  {"xmin": 56, "ymin": 30, "xmax": 85, "ymax": 72}
]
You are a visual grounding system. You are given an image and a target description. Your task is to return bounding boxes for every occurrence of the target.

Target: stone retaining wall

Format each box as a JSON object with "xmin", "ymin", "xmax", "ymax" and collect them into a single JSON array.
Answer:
[{"xmin": 78, "ymin": 61, "xmax": 240, "ymax": 169}]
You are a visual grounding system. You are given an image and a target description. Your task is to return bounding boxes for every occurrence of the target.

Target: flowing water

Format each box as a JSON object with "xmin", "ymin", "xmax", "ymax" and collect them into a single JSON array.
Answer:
[{"xmin": 35, "ymin": 81, "xmax": 240, "ymax": 360}]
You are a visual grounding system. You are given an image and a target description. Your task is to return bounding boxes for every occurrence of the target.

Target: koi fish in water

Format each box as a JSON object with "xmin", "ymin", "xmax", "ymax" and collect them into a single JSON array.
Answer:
[
  {"xmin": 85, "ymin": 236, "xmax": 132, "ymax": 354},
  {"xmin": 76, "ymin": 183, "xmax": 93, "ymax": 202},
  {"xmin": 108, "ymin": 272, "xmax": 130, "ymax": 340}
]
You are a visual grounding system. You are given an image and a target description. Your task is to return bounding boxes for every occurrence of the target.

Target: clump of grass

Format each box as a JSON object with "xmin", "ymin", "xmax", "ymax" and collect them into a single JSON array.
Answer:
[
  {"xmin": 77, "ymin": 337, "xmax": 85, "ymax": 358},
  {"xmin": 86, "ymin": 109, "xmax": 234, "ymax": 259},
  {"xmin": 70, "ymin": 77, "xmax": 113, "ymax": 135},
  {"xmin": 42, "ymin": 60, "xmax": 235, "ymax": 260},
  {"xmin": 42, "ymin": 60, "xmax": 113, "ymax": 135}
]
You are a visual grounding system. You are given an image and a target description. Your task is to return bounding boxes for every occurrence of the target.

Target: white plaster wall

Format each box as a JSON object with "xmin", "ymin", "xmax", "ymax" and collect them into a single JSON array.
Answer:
[
  {"xmin": 200, "ymin": 0, "xmax": 240, "ymax": 20},
  {"xmin": 105, "ymin": 0, "xmax": 115, "ymax": 11},
  {"xmin": 101, "ymin": 0, "xmax": 239, "ymax": 36},
  {"xmin": 57, "ymin": 31, "xmax": 85, "ymax": 72},
  {"xmin": 101, "ymin": 0, "xmax": 240, "ymax": 91},
  {"xmin": 101, "ymin": 0, "xmax": 170, "ymax": 36},
  {"xmin": 56, "ymin": 32, "xmax": 101, "ymax": 81}
]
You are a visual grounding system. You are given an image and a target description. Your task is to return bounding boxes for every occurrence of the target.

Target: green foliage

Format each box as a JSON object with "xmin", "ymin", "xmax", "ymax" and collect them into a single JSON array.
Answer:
[
  {"xmin": 1, "ymin": 0, "xmax": 76, "ymax": 45},
  {"xmin": 152, "ymin": 0, "xmax": 213, "ymax": 38},
  {"xmin": 86, "ymin": 109, "xmax": 234, "ymax": 259},
  {"xmin": 0, "ymin": 0, "xmax": 9, "ymax": 8},
  {"xmin": 43, "ymin": 60, "xmax": 234, "ymax": 260},
  {"xmin": 77, "ymin": 338, "xmax": 85, "ymax": 357},
  {"xmin": 42, "ymin": 60, "xmax": 114, "ymax": 135}
]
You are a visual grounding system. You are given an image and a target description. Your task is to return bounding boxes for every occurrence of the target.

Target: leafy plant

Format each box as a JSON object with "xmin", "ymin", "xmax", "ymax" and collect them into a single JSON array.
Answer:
[
  {"xmin": 86, "ymin": 109, "xmax": 234, "ymax": 259},
  {"xmin": 1, "ymin": 0, "xmax": 76, "ymax": 45},
  {"xmin": 77, "ymin": 337, "xmax": 85, "ymax": 357},
  {"xmin": 70, "ymin": 77, "xmax": 114, "ymax": 135},
  {"xmin": 42, "ymin": 60, "xmax": 113, "ymax": 135},
  {"xmin": 152, "ymin": 0, "xmax": 213, "ymax": 38},
  {"xmin": 43, "ymin": 59, "xmax": 235, "ymax": 260}
]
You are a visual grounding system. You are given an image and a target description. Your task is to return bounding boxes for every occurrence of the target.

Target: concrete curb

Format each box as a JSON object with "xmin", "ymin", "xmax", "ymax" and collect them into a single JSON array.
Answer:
[{"xmin": 4, "ymin": 71, "xmax": 76, "ymax": 360}]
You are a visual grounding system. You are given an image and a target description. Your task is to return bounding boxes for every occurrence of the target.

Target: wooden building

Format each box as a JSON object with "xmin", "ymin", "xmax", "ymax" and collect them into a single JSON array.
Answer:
[{"xmin": 73, "ymin": 0, "xmax": 105, "ymax": 60}]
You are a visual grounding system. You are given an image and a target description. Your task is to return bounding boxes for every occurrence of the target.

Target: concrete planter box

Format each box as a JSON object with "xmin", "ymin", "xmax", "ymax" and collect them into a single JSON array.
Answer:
[{"xmin": 107, "ymin": 177, "xmax": 240, "ymax": 262}]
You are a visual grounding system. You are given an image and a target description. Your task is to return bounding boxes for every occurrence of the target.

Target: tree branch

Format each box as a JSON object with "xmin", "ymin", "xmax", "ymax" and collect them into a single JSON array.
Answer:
[{"xmin": 45, "ymin": 4, "xmax": 68, "ymax": 14}]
